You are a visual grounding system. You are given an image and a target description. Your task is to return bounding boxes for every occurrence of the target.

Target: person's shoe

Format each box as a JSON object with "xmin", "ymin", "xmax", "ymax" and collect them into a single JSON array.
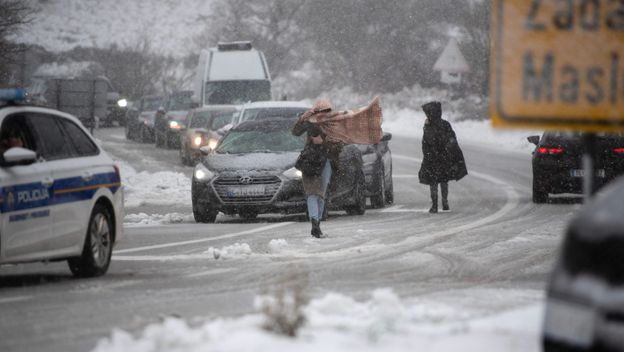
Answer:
[
  {"xmin": 429, "ymin": 205, "xmax": 438, "ymax": 213},
  {"xmin": 442, "ymin": 202, "xmax": 449, "ymax": 211},
  {"xmin": 311, "ymin": 219, "xmax": 322, "ymax": 238}
]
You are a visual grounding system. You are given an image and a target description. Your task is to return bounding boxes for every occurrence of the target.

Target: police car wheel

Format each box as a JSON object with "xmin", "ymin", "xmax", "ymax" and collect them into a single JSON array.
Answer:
[{"xmin": 68, "ymin": 203, "xmax": 113, "ymax": 277}]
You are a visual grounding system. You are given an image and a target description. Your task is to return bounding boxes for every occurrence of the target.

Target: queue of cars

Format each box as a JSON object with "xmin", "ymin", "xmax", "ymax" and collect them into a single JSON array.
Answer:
[{"xmin": 0, "ymin": 89, "xmax": 123, "ymax": 277}]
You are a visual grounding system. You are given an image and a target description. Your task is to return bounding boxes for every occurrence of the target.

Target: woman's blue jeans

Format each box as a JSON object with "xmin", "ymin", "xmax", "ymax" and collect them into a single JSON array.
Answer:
[{"xmin": 307, "ymin": 160, "xmax": 332, "ymax": 221}]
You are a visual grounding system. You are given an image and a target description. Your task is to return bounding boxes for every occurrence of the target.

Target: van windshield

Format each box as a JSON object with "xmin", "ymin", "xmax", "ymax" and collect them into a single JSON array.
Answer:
[{"xmin": 204, "ymin": 81, "xmax": 271, "ymax": 105}]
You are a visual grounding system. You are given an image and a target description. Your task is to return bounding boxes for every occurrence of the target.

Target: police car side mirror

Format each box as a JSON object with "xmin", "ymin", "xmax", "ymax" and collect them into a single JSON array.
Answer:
[{"xmin": 2, "ymin": 147, "xmax": 37, "ymax": 165}]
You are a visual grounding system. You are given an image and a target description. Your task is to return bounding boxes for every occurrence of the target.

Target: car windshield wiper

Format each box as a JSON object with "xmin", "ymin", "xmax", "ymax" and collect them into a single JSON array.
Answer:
[{"xmin": 249, "ymin": 149, "xmax": 274, "ymax": 153}]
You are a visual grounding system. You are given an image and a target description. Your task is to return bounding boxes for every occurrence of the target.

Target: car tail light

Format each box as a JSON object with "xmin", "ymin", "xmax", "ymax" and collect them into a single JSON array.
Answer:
[
  {"xmin": 613, "ymin": 147, "xmax": 624, "ymax": 154},
  {"xmin": 538, "ymin": 147, "xmax": 564, "ymax": 155}
]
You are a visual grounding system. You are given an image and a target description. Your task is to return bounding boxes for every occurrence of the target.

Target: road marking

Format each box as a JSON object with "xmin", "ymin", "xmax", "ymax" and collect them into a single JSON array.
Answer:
[
  {"xmin": 392, "ymin": 174, "xmax": 418, "ymax": 178},
  {"xmin": 114, "ymin": 222, "xmax": 294, "ymax": 255},
  {"xmin": 393, "ymin": 153, "xmax": 521, "ymax": 238},
  {"xmin": 379, "ymin": 205, "xmax": 427, "ymax": 213},
  {"xmin": 187, "ymin": 268, "xmax": 236, "ymax": 278},
  {"xmin": 0, "ymin": 296, "xmax": 32, "ymax": 304}
]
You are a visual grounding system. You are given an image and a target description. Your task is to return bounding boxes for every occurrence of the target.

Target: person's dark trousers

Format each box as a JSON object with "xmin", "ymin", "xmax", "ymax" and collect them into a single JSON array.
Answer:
[{"xmin": 429, "ymin": 182, "xmax": 449, "ymax": 213}]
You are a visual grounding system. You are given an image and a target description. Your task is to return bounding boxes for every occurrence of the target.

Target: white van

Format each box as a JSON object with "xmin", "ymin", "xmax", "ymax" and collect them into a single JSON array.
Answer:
[{"xmin": 193, "ymin": 41, "xmax": 272, "ymax": 106}]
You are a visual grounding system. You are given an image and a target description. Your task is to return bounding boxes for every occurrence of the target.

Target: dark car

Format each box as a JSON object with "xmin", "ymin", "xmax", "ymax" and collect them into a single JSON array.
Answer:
[
  {"xmin": 191, "ymin": 120, "xmax": 366, "ymax": 222},
  {"xmin": 125, "ymin": 95, "xmax": 165, "ymax": 143},
  {"xmin": 356, "ymin": 132, "xmax": 393, "ymax": 208},
  {"xmin": 528, "ymin": 131, "xmax": 624, "ymax": 203},
  {"xmin": 154, "ymin": 91, "xmax": 194, "ymax": 149},
  {"xmin": 179, "ymin": 105, "xmax": 239, "ymax": 166},
  {"xmin": 542, "ymin": 176, "xmax": 624, "ymax": 352}
]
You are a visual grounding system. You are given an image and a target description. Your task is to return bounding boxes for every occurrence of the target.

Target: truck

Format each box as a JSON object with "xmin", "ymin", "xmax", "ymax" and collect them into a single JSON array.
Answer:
[
  {"xmin": 27, "ymin": 75, "xmax": 123, "ymax": 131},
  {"xmin": 193, "ymin": 41, "xmax": 272, "ymax": 107}
]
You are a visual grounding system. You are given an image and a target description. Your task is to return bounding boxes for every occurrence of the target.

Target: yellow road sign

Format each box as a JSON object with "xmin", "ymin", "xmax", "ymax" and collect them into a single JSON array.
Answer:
[{"xmin": 490, "ymin": 0, "xmax": 624, "ymax": 132}]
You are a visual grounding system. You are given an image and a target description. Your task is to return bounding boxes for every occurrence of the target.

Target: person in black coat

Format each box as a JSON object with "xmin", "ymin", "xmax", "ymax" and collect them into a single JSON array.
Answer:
[{"xmin": 418, "ymin": 101, "xmax": 467, "ymax": 213}]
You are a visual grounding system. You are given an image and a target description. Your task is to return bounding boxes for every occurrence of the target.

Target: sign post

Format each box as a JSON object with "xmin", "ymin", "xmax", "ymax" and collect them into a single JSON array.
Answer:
[{"xmin": 490, "ymin": 0, "xmax": 624, "ymax": 199}]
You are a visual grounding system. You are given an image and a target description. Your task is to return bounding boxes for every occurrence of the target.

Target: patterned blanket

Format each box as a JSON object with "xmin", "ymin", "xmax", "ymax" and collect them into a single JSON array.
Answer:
[{"xmin": 303, "ymin": 96, "xmax": 383, "ymax": 145}]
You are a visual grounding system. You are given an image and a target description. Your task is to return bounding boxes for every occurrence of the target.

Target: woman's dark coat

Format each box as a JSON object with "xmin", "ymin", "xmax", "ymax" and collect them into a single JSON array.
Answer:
[
  {"xmin": 418, "ymin": 103, "xmax": 468, "ymax": 185},
  {"xmin": 292, "ymin": 119, "xmax": 343, "ymax": 197}
]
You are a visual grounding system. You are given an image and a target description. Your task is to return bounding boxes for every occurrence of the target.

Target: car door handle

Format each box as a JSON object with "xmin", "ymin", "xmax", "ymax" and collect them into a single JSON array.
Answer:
[
  {"xmin": 42, "ymin": 177, "xmax": 54, "ymax": 187},
  {"xmin": 82, "ymin": 172, "xmax": 93, "ymax": 182}
]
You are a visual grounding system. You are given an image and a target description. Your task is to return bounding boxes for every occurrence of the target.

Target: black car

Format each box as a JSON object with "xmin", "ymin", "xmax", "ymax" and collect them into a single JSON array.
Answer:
[
  {"xmin": 356, "ymin": 133, "xmax": 393, "ymax": 208},
  {"xmin": 191, "ymin": 120, "xmax": 366, "ymax": 222},
  {"xmin": 543, "ymin": 176, "xmax": 624, "ymax": 352},
  {"xmin": 528, "ymin": 131, "xmax": 624, "ymax": 203},
  {"xmin": 125, "ymin": 95, "xmax": 164, "ymax": 143},
  {"xmin": 154, "ymin": 91, "xmax": 194, "ymax": 149}
]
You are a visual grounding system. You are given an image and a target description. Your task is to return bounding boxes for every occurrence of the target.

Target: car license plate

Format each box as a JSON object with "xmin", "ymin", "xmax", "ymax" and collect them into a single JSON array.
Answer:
[
  {"xmin": 543, "ymin": 298, "xmax": 595, "ymax": 347},
  {"xmin": 226, "ymin": 185, "xmax": 265, "ymax": 197},
  {"xmin": 570, "ymin": 169, "xmax": 605, "ymax": 178}
]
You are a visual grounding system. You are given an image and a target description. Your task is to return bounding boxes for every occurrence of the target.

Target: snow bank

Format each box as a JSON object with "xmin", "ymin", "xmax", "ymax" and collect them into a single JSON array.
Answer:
[
  {"xmin": 124, "ymin": 213, "xmax": 194, "ymax": 226},
  {"xmin": 116, "ymin": 161, "xmax": 192, "ymax": 208},
  {"xmin": 268, "ymin": 239, "xmax": 289, "ymax": 254},
  {"xmin": 92, "ymin": 289, "xmax": 542, "ymax": 352},
  {"xmin": 205, "ymin": 243, "xmax": 252, "ymax": 260}
]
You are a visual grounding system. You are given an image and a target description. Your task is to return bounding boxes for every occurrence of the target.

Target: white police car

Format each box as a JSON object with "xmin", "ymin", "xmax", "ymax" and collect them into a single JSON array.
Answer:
[{"xmin": 0, "ymin": 89, "xmax": 123, "ymax": 277}]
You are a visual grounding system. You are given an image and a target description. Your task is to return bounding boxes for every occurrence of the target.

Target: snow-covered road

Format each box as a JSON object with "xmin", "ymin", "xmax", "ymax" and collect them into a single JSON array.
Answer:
[{"xmin": 0, "ymin": 126, "xmax": 579, "ymax": 352}]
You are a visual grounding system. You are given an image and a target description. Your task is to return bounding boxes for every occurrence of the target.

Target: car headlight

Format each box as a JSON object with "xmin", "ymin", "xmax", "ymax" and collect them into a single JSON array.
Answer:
[
  {"xmin": 207, "ymin": 138, "xmax": 218, "ymax": 150},
  {"xmin": 193, "ymin": 135, "xmax": 203, "ymax": 147},
  {"xmin": 194, "ymin": 163, "xmax": 214, "ymax": 181},
  {"xmin": 169, "ymin": 120, "xmax": 181, "ymax": 129},
  {"xmin": 282, "ymin": 166, "xmax": 302, "ymax": 179},
  {"xmin": 117, "ymin": 99, "xmax": 128, "ymax": 108}
]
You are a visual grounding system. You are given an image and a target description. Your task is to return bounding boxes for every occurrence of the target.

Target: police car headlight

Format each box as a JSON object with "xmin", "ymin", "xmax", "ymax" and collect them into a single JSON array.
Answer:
[
  {"xmin": 169, "ymin": 120, "xmax": 181, "ymax": 129},
  {"xmin": 282, "ymin": 167, "xmax": 302, "ymax": 179},
  {"xmin": 194, "ymin": 163, "xmax": 214, "ymax": 181},
  {"xmin": 117, "ymin": 98, "xmax": 128, "ymax": 108}
]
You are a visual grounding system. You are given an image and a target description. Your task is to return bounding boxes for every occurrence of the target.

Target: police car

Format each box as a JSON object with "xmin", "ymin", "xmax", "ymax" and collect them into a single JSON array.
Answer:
[{"xmin": 0, "ymin": 89, "xmax": 123, "ymax": 277}]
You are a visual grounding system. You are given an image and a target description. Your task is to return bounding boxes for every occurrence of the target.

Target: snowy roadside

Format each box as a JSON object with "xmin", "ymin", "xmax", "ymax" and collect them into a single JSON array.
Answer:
[{"xmin": 92, "ymin": 288, "xmax": 543, "ymax": 352}]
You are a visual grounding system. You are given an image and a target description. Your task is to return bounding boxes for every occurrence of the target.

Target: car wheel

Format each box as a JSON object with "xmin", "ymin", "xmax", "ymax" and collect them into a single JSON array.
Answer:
[
  {"xmin": 193, "ymin": 203, "xmax": 218, "ymax": 223},
  {"xmin": 67, "ymin": 203, "xmax": 113, "ymax": 278},
  {"xmin": 370, "ymin": 165, "xmax": 386, "ymax": 208},
  {"xmin": 155, "ymin": 131, "xmax": 164, "ymax": 148},
  {"xmin": 532, "ymin": 175, "xmax": 548, "ymax": 203},
  {"xmin": 239, "ymin": 210, "xmax": 258, "ymax": 219},
  {"xmin": 385, "ymin": 164, "xmax": 394, "ymax": 204},
  {"xmin": 180, "ymin": 145, "xmax": 189, "ymax": 165},
  {"xmin": 346, "ymin": 172, "xmax": 366, "ymax": 215},
  {"xmin": 140, "ymin": 125, "xmax": 149, "ymax": 143}
]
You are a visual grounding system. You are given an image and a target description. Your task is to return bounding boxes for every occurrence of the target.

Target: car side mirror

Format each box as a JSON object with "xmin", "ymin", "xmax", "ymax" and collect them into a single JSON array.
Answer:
[
  {"xmin": 527, "ymin": 135, "xmax": 540, "ymax": 145},
  {"xmin": 199, "ymin": 146, "xmax": 213, "ymax": 155},
  {"xmin": 381, "ymin": 132, "xmax": 392, "ymax": 142},
  {"xmin": 2, "ymin": 147, "xmax": 37, "ymax": 165}
]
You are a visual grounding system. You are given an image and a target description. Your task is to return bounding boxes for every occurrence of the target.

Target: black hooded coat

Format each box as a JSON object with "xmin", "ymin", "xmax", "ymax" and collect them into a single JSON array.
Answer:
[{"xmin": 418, "ymin": 102, "xmax": 468, "ymax": 185}]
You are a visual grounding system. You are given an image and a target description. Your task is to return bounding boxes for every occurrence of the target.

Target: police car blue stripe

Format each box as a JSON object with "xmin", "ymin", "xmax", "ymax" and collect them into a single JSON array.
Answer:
[{"xmin": 1, "ymin": 171, "xmax": 120, "ymax": 214}]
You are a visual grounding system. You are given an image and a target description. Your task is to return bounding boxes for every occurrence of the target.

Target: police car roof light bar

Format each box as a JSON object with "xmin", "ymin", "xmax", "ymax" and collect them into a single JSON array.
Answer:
[{"xmin": 0, "ymin": 88, "xmax": 27, "ymax": 102}]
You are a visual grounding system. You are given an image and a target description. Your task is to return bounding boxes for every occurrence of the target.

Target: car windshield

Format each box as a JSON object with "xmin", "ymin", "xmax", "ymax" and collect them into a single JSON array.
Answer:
[
  {"xmin": 190, "ymin": 110, "xmax": 235, "ymax": 129},
  {"xmin": 143, "ymin": 98, "xmax": 162, "ymax": 111},
  {"xmin": 204, "ymin": 80, "xmax": 271, "ymax": 105},
  {"xmin": 167, "ymin": 94, "xmax": 193, "ymax": 111},
  {"xmin": 241, "ymin": 107, "xmax": 307, "ymax": 122},
  {"xmin": 216, "ymin": 129, "xmax": 305, "ymax": 154}
]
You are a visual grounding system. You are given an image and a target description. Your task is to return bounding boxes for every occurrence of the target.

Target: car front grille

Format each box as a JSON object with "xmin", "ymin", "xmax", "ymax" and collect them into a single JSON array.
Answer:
[{"xmin": 212, "ymin": 175, "xmax": 282, "ymax": 204}]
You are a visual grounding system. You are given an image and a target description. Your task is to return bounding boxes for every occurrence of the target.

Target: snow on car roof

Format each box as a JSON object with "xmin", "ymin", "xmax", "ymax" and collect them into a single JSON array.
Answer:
[
  {"xmin": 240, "ymin": 101, "xmax": 310, "ymax": 110},
  {"xmin": 208, "ymin": 50, "xmax": 268, "ymax": 81}
]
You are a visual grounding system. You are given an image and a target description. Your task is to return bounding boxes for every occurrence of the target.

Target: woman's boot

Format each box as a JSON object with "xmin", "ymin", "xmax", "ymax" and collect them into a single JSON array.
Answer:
[
  {"xmin": 441, "ymin": 182, "xmax": 449, "ymax": 211},
  {"xmin": 429, "ymin": 184, "xmax": 438, "ymax": 213},
  {"xmin": 311, "ymin": 219, "xmax": 323, "ymax": 238}
]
